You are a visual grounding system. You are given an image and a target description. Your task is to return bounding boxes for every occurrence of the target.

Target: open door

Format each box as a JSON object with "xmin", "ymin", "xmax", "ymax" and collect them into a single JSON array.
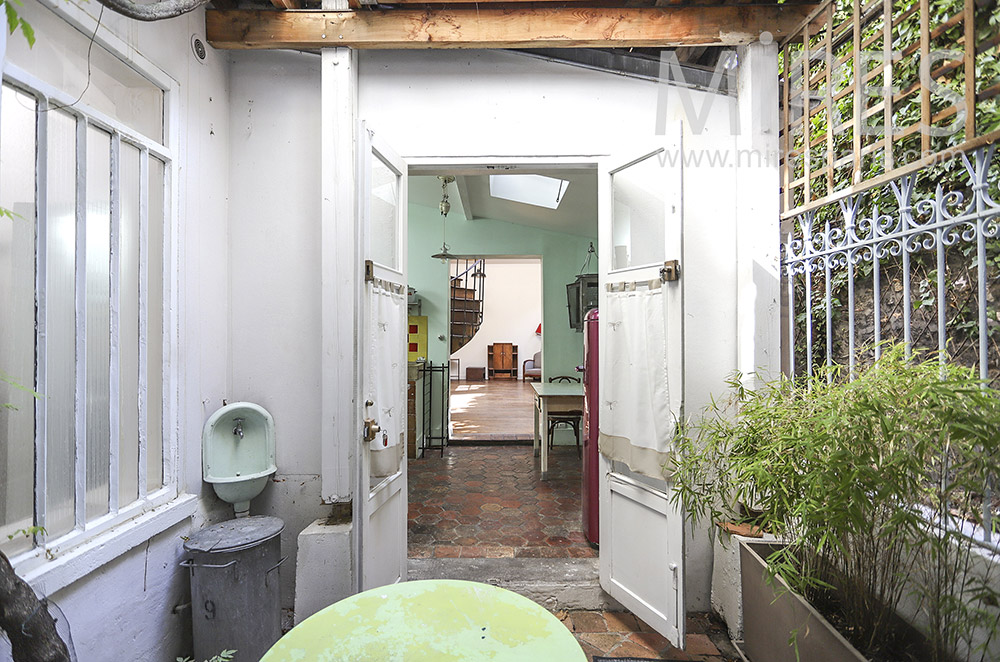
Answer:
[
  {"xmin": 356, "ymin": 123, "xmax": 409, "ymax": 591},
  {"xmin": 597, "ymin": 127, "xmax": 685, "ymax": 647}
]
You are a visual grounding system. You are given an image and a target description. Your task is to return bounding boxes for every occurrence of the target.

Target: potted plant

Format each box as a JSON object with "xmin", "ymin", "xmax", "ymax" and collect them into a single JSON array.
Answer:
[{"xmin": 671, "ymin": 344, "xmax": 1000, "ymax": 662}]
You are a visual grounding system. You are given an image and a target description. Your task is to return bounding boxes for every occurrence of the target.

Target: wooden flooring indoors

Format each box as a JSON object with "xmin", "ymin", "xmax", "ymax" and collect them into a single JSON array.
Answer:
[{"xmin": 449, "ymin": 378, "xmax": 536, "ymax": 442}]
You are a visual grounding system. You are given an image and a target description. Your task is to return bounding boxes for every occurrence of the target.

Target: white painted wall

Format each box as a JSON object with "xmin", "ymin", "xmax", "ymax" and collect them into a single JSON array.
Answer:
[
  {"xmin": 225, "ymin": 50, "xmax": 333, "ymax": 617},
  {"xmin": 452, "ymin": 258, "xmax": 542, "ymax": 379}
]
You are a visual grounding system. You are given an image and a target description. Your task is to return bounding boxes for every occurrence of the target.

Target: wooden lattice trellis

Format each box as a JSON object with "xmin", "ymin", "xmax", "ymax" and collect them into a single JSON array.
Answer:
[{"xmin": 780, "ymin": 0, "xmax": 1000, "ymax": 217}]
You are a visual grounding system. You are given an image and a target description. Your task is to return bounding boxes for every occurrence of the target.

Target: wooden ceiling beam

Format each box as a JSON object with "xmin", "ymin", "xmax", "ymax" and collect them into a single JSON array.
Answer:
[{"xmin": 205, "ymin": 4, "xmax": 818, "ymax": 50}]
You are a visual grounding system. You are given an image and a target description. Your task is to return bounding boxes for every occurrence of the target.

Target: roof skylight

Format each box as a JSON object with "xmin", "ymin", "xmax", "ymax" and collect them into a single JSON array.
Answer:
[{"xmin": 489, "ymin": 174, "xmax": 570, "ymax": 210}]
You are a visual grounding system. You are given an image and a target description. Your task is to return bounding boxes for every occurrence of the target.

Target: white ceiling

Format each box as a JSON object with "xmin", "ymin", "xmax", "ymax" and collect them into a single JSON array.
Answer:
[{"xmin": 409, "ymin": 169, "xmax": 597, "ymax": 238}]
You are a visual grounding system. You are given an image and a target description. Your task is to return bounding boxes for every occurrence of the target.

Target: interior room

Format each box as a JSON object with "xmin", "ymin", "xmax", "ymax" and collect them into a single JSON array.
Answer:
[{"xmin": 403, "ymin": 170, "xmax": 599, "ymax": 564}]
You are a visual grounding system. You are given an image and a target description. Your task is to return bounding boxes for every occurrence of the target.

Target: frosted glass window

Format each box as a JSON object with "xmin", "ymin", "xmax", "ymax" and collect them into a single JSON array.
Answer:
[
  {"xmin": 4, "ymin": 0, "xmax": 164, "ymax": 142},
  {"xmin": 86, "ymin": 127, "xmax": 111, "ymax": 520},
  {"xmin": 2, "ymin": 49, "xmax": 172, "ymax": 560},
  {"xmin": 611, "ymin": 154, "xmax": 666, "ymax": 270},
  {"xmin": 370, "ymin": 154, "xmax": 399, "ymax": 269},
  {"xmin": 119, "ymin": 144, "xmax": 140, "ymax": 506},
  {"xmin": 45, "ymin": 110, "xmax": 78, "ymax": 539},
  {"xmin": 0, "ymin": 85, "xmax": 38, "ymax": 557},
  {"xmin": 146, "ymin": 158, "xmax": 165, "ymax": 493}
]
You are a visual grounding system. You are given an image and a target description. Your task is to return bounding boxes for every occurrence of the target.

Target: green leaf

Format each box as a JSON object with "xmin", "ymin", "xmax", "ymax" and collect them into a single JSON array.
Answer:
[
  {"xmin": 4, "ymin": 1, "xmax": 18, "ymax": 35},
  {"xmin": 0, "ymin": 373, "xmax": 43, "ymax": 400},
  {"xmin": 19, "ymin": 16, "xmax": 33, "ymax": 47}
]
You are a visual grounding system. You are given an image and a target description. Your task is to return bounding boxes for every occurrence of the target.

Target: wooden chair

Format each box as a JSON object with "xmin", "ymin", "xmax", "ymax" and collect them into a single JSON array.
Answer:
[{"xmin": 546, "ymin": 376, "xmax": 582, "ymax": 456}]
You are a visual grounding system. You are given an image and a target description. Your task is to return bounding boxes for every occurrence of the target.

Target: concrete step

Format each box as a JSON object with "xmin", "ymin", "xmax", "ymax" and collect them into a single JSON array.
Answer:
[{"xmin": 407, "ymin": 557, "xmax": 624, "ymax": 612}]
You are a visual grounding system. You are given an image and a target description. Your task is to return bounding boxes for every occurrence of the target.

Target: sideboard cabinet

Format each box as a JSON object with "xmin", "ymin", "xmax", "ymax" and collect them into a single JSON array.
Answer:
[{"xmin": 487, "ymin": 343, "xmax": 518, "ymax": 379}]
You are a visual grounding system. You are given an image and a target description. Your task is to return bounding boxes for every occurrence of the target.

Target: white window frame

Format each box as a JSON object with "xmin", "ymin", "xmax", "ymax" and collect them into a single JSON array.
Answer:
[{"xmin": 2, "ymin": 1, "xmax": 191, "ymax": 596}]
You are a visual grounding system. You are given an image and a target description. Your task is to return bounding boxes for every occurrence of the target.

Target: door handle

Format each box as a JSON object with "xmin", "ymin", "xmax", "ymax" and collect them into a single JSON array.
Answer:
[{"xmin": 364, "ymin": 418, "xmax": 381, "ymax": 442}]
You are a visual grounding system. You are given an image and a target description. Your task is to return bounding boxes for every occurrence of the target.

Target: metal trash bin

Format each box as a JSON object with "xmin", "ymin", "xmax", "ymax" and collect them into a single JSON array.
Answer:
[{"xmin": 182, "ymin": 516, "xmax": 285, "ymax": 661}]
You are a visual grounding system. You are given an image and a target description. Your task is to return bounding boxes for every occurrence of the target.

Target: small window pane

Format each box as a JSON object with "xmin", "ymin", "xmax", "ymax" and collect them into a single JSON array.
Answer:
[
  {"xmin": 45, "ymin": 109, "xmax": 78, "ymax": 539},
  {"xmin": 86, "ymin": 126, "xmax": 111, "ymax": 521},
  {"xmin": 4, "ymin": 1, "xmax": 164, "ymax": 142},
  {"xmin": 370, "ymin": 154, "xmax": 399, "ymax": 269},
  {"xmin": 611, "ymin": 154, "xmax": 666, "ymax": 270},
  {"xmin": 119, "ymin": 144, "xmax": 140, "ymax": 507},
  {"xmin": 0, "ymin": 85, "xmax": 38, "ymax": 556},
  {"xmin": 146, "ymin": 157, "xmax": 165, "ymax": 493}
]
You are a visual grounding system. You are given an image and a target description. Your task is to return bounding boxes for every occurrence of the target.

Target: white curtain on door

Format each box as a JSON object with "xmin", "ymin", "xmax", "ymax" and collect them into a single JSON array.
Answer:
[
  {"xmin": 598, "ymin": 282, "xmax": 677, "ymax": 479},
  {"xmin": 367, "ymin": 280, "xmax": 407, "ymax": 477}
]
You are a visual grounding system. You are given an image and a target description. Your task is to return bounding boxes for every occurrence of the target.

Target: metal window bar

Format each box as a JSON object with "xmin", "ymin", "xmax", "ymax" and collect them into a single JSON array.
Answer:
[
  {"xmin": 34, "ymin": 95, "xmax": 50, "ymax": 539},
  {"xmin": 421, "ymin": 362, "xmax": 449, "ymax": 456},
  {"xmin": 782, "ymin": 143, "xmax": 1000, "ymax": 541}
]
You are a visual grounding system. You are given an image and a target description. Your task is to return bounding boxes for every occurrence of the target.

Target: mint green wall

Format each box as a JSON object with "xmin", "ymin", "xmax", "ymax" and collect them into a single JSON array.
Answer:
[{"xmin": 408, "ymin": 202, "xmax": 596, "ymax": 380}]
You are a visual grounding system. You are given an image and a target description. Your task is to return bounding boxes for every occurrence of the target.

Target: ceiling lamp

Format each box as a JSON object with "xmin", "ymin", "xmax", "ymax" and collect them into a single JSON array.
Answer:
[
  {"xmin": 431, "ymin": 175, "xmax": 457, "ymax": 261},
  {"xmin": 439, "ymin": 175, "xmax": 454, "ymax": 216}
]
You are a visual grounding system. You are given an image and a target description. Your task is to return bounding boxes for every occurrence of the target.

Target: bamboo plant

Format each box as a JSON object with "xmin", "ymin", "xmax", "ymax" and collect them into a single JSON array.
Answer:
[{"xmin": 671, "ymin": 344, "xmax": 1000, "ymax": 662}]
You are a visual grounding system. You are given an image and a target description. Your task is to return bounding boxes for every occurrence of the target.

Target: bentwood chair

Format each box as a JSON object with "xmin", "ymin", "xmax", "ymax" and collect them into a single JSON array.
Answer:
[{"xmin": 546, "ymin": 376, "xmax": 582, "ymax": 456}]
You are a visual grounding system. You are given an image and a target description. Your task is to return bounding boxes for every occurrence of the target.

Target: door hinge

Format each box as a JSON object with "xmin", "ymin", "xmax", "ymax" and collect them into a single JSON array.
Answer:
[
  {"xmin": 364, "ymin": 259, "xmax": 374, "ymax": 282},
  {"xmin": 660, "ymin": 260, "xmax": 681, "ymax": 282}
]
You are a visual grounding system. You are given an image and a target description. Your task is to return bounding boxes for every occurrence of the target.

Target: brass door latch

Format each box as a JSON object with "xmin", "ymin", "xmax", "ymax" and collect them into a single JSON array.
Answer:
[
  {"xmin": 660, "ymin": 260, "xmax": 681, "ymax": 282},
  {"xmin": 363, "ymin": 418, "xmax": 381, "ymax": 442}
]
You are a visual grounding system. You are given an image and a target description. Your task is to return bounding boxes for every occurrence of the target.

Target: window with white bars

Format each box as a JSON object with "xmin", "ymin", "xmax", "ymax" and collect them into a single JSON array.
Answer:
[{"xmin": 0, "ymin": 38, "xmax": 172, "ymax": 562}]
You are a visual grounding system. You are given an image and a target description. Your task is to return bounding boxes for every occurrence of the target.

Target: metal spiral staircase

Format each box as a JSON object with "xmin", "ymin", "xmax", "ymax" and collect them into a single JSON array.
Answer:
[{"xmin": 450, "ymin": 258, "xmax": 486, "ymax": 354}]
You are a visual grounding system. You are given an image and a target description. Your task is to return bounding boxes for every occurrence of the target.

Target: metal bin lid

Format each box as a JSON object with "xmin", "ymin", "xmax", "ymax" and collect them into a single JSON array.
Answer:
[{"xmin": 184, "ymin": 515, "xmax": 284, "ymax": 553}]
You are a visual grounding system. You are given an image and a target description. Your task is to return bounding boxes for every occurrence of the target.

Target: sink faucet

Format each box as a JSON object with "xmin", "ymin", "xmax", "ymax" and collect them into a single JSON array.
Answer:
[{"xmin": 233, "ymin": 418, "xmax": 244, "ymax": 439}]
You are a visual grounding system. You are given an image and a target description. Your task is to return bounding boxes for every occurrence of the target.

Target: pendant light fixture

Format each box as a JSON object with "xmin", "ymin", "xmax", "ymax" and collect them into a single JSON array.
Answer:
[{"xmin": 431, "ymin": 175, "xmax": 457, "ymax": 261}]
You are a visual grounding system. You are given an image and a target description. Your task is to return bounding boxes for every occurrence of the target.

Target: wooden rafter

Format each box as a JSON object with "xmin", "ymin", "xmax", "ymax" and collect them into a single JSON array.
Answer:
[{"xmin": 205, "ymin": 4, "xmax": 819, "ymax": 50}]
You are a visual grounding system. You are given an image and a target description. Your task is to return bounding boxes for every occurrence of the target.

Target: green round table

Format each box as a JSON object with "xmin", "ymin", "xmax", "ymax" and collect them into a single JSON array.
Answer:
[{"xmin": 261, "ymin": 579, "xmax": 586, "ymax": 661}]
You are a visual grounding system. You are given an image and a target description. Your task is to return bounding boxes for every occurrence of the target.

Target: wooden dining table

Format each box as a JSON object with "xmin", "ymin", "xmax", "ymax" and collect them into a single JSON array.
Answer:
[{"xmin": 530, "ymin": 381, "xmax": 584, "ymax": 476}]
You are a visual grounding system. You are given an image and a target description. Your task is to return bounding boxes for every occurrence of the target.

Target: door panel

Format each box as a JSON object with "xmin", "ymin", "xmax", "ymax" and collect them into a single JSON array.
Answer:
[
  {"xmin": 597, "ymin": 126, "xmax": 685, "ymax": 648},
  {"xmin": 357, "ymin": 123, "xmax": 408, "ymax": 591},
  {"xmin": 364, "ymin": 472, "xmax": 406, "ymax": 589},
  {"xmin": 601, "ymin": 465, "xmax": 683, "ymax": 642}
]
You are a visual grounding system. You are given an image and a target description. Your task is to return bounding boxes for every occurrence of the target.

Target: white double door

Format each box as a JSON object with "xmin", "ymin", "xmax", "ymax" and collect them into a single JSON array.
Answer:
[{"xmin": 353, "ymin": 126, "xmax": 687, "ymax": 650}]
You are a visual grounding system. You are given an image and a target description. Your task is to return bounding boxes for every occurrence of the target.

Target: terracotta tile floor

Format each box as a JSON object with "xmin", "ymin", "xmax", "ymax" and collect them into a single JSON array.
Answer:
[
  {"xmin": 556, "ymin": 610, "xmax": 739, "ymax": 662},
  {"xmin": 407, "ymin": 444, "xmax": 740, "ymax": 662},
  {"xmin": 408, "ymin": 445, "xmax": 592, "ymax": 559}
]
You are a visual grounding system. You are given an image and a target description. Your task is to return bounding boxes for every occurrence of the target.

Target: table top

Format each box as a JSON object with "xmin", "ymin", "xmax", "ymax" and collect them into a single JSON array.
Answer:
[
  {"xmin": 261, "ymin": 579, "xmax": 586, "ymax": 662},
  {"xmin": 530, "ymin": 382, "xmax": 584, "ymax": 398}
]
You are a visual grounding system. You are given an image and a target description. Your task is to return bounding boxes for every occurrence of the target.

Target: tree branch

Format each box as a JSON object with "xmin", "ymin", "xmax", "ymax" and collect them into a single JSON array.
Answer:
[
  {"xmin": 94, "ymin": 0, "xmax": 212, "ymax": 21},
  {"xmin": 0, "ymin": 551, "xmax": 70, "ymax": 662}
]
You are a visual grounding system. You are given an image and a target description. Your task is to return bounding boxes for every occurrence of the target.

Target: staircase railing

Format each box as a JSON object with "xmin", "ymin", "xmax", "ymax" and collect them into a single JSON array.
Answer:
[{"xmin": 449, "ymin": 258, "xmax": 486, "ymax": 354}]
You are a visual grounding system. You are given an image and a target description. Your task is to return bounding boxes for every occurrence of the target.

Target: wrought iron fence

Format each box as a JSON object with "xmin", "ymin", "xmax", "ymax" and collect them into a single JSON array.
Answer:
[{"xmin": 782, "ymin": 143, "xmax": 1000, "ymax": 539}]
